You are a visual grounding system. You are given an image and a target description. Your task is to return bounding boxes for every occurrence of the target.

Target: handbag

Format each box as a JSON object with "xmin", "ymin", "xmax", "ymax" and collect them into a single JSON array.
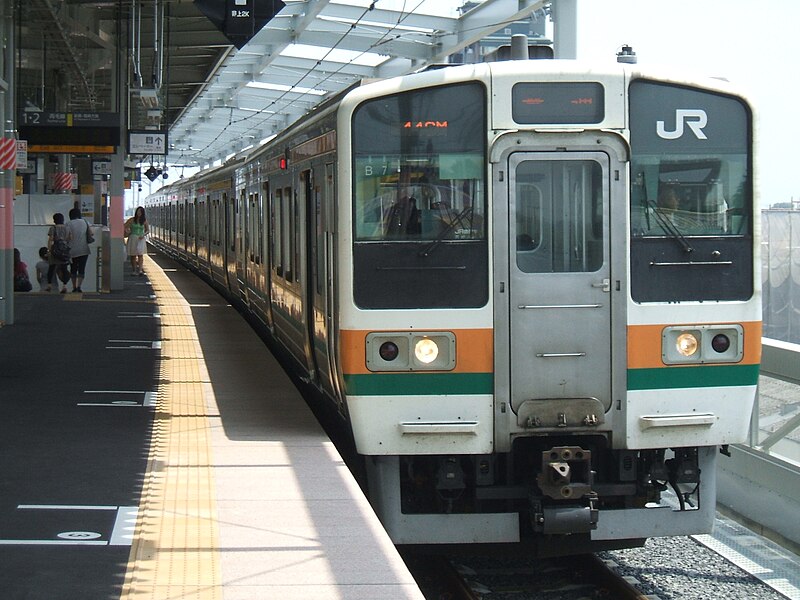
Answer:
[
  {"xmin": 85, "ymin": 220, "xmax": 95, "ymax": 244},
  {"xmin": 14, "ymin": 272, "xmax": 32, "ymax": 292}
]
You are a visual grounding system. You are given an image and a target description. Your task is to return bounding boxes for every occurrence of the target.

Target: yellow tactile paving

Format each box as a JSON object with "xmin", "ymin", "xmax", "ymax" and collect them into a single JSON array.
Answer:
[{"xmin": 121, "ymin": 255, "xmax": 222, "ymax": 600}]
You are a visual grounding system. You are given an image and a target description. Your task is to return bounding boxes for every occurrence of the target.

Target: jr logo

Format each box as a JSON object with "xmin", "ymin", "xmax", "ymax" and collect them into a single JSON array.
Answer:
[{"xmin": 656, "ymin": 109, "xmax": 708, "ymax": 140}]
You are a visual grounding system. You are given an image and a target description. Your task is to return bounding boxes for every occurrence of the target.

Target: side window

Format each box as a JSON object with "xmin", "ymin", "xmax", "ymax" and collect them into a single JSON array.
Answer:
[
  {"xmin": 245, "ymin": 191, "xmax": 252, "ymax": 262},
  {"xmin": 268, "ymin": 181, "xmax": 274, "ymax": 268},
  {"xmin": 274, "ymin": 188, "xmax": 283, "ymax": 276},
  {"xmin": 239, "ymin": 189, "xmax": 246, "ymax": 256},
  {"xmin": 223, "ymin": 192, "xmax": 232, "ymax": 251},
  {"xmin": 283, "ymin": 186, "xmax": 292, "ymax": 281}
]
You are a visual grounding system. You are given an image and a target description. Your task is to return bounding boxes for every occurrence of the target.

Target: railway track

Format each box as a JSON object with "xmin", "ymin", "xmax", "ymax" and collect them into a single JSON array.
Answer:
[{"xmin": 401, "ymin": 547, "xmax": 647, "ymax": 600}]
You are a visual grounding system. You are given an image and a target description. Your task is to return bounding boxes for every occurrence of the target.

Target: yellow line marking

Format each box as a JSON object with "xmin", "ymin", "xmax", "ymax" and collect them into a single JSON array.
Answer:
[{"xmin": 121, "ymin": 255, "xmax": 221, "ymax": 600}]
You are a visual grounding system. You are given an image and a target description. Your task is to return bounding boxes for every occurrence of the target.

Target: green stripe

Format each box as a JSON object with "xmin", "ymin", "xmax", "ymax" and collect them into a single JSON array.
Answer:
[
  {"xmin": 628, "ymin": 364, "xmax": 760, "ymax": 390},
  {"xmin": 344, "ymin": 372, "xmax": 494, "ymax": 396}
]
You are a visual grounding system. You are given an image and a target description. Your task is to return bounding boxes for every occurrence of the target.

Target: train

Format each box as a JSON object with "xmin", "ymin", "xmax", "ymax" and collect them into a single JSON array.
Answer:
[{"xmin": 144, "ymin": 57, "xmax": 761, "ymax": 554}]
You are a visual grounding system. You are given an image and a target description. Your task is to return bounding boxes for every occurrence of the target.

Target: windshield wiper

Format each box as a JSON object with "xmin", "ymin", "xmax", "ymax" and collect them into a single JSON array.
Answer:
[
  {"xmin": 418, "ymin": 206, "xmax": 474, "ymax": 257},
  {"xmin": 639, "ymin": 174, "xmax": 693, "ymax": 254},
  {"xmin": 649, "ymin": 202, "xmax": 694, "ymax": 253}
]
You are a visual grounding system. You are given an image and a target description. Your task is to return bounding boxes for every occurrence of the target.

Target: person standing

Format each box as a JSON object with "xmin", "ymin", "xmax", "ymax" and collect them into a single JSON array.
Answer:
[
  {"xmin": 66, "ymin": 207, "xmax": 91, "ymax": 293},
  {"xmin": 47, "ymin": 212, "xmax": 70, "ymax": 293},
  {"xmin": 124, "ymin": 206, "xmax": 149, "ymax": 276},
  {"xmin": 35, "ymin": 247, "xmax": 49, "ymax": 292}
]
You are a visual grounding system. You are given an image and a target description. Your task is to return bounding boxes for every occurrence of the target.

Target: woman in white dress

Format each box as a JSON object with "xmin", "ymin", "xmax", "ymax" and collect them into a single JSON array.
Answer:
[{"xmin": 124, "ymin": 206, "xmax": 149, "ymax": 276}]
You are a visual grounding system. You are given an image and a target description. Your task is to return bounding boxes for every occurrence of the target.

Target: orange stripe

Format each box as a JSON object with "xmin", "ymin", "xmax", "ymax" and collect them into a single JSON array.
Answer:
[
  {"xmin": 628, "ymin": 321, "xmax": 762, "ymax": 369},
  {"xmin": 340, "ymin": 329, "xmax": 493, "ymax": 375}
]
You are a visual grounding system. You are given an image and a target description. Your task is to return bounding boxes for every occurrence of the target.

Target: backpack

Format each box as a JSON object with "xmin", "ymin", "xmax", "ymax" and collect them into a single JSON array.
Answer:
[{"xmin": 51, "ymin": 226, "xmax": 71, "ymax": 262}]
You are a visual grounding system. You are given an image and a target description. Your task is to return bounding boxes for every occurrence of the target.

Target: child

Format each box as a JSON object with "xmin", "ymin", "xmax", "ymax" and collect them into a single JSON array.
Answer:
[{"xmin": 35, "ymin": 247, "xmax": 50, "ymax": 292}]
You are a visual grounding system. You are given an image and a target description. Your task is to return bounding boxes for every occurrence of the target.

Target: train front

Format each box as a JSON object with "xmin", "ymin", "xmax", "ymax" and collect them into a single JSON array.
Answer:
[{"xmin": 335, "ymin": 62, "xmax": 760, "ymax": 553}]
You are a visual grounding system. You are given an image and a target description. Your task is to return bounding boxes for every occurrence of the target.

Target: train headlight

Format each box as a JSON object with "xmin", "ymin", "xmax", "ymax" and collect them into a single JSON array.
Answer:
[
  {"xmin": 366, "ymin": 331, "xmax": 455, "ymax": 372},
  {"xmin": 676, "ymin": 333, "xmax": 699, "ymax": 357},
  {"xmin": 662, "ymin": 325, "xmax": 743, "ymax": 365},
  {"xmin": 414, "ymin": 338, "xmax": 439, "ymax": 364}
]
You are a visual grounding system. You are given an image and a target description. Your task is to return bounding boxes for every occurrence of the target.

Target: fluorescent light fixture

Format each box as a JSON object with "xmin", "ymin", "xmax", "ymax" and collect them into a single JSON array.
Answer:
[
  {"xmin": 280, "ymin": 43, "xmax": 387, "ymax": 67},
  {"xmin": 245, "ymin": 81, "xmax": 326, "ymax": 96},
  {"xmin": 318, "ymin": 14, "xmax": 433, "ymax": 35},
  {"xmin": 238, "ymin": 107, "xmax": 277, "ymax": 114}
]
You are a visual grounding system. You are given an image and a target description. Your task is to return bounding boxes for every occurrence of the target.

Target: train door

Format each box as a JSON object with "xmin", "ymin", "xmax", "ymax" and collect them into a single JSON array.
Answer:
[
  {"xmin": 322, "ymin": 162, "xmax": 343, "ymax": 405},
  {"xmin": 505, "ymin": 152, "xmax": 612, "ymax": 419},
  {"xmin": 236, "ymin": 188, "xmax": 247, "ymax": 298},
  {"xmin": 261, "ymin": 181, "xmax": 274, "ymax": 328},
  {"xmin": 299, "ymin": 169, "xmax": 318, "ymax": 382},
  {"xmin": 308, "ymin": 163, "xmax": 338, "ymax": 400},
  {"xmin": 224, "ymin": 191, "xmax": 235, "ymax": 290}
]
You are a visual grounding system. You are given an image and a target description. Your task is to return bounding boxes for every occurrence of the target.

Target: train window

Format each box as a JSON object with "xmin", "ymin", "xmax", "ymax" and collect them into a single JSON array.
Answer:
[
  {"xmin": 274, "ymin": 188, "xmax": 283, "ymax": 276},
  {"xmin": 211, "ymin": 197, "xmax": 217, "ymax": 245},
  {"xmin": 293, "ymin": 184, "xmax": 301, "ymax": 283},
  {"xmin": 515, "ymin": 159, "xmax": 603, "ymax": 273},
  {"xmin": 629, "ymin": 80, "xmax": 751, "ymax": 238},
  {"xmin": 189, "ymin": 200, "xmax": 195, "ymax": 240},
  {"xmin": 318, "ymin": 164, "xmax": 334, "ymax": 295},
  {"xmin": 222, "ymin": 192, "xmax": 231, "ymax": 251},
  {"xmin": 197, "ymin": 199, "xmax": 205, "ymax": 243},
  {"xmin": 352, "ymin": 81, "xmax": 487, "ymax": 243},
  {"xmin": 351, "ymin": 82, "xmax": 489, "ymax": 309},
  {"xmin": 266, "ymin": 181, "xmax": 273, "ymax": 262},
  {"xmin": 244, "ymin": 191, "xmax": 252, "ymax": 263},
  {"xmin": 284, "ymin": 186, "xmax": 293, "ymax": 280},
  {"xmin": 629, "ymin": 80, "xmax": 753, "ymax": 302},
  {"xmin": 255, "ymin": 191, "xmax": 263, "ymax": 265}
]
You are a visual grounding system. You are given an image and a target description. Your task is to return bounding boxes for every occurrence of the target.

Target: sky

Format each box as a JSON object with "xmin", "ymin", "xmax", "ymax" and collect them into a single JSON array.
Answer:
[
  {"xmin": 575, "ymin": 0, "xmax": 798, "ymax": 208},
  {"xmin": 130, "ymin": 0, "xmax": 797, "ymax": 210}
]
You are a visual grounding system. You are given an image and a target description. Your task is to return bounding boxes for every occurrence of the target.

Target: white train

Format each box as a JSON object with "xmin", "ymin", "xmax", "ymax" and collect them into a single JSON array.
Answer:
[{"xmin": 145, "ymin": 58, "xmax": 761, "ymax": 554}]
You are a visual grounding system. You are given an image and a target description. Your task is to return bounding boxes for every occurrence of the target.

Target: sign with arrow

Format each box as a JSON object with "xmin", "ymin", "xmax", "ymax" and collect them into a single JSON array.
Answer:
[{"xmin": 128, "ymin": 130, "xmax": 168, "ymax": 156}]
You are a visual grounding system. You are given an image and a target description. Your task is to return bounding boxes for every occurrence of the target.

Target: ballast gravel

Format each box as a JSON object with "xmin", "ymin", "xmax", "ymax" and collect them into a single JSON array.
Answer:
[{"xmin": 600, "ymin": 536, "xmax": 791, "ymax": 600}]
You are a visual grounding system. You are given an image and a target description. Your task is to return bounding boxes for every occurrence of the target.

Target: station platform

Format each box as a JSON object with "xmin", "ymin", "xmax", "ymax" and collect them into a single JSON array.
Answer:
[{"xmin": 0, "ymin": 252, "xmax": 424, "ymax": 599}]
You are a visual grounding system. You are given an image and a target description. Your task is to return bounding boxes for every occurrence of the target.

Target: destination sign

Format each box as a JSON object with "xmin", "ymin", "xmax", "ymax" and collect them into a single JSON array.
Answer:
[{"xmin": 511, "ymin": 82, "xmax": 605, "ymax": 125}]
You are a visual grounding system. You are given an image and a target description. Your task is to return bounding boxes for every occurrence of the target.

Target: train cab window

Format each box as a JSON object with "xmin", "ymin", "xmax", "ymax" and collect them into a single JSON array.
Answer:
[
  {"xmin": 631, "ymin": 159, "xmax": 749, "ymax": 237},
  {"xmin": 629, "ymin": 79, "xmax": 753, "ymax": 302},
  {"xmin": 352, "ymin": 82, "xmax": 486, "ymax": 244},
  {"xmin": 629, "ymin": 80, "xmax": 751, "ymax": 239},
  {"xmin": 351, "ymin": 81, "xmax": 488, "ymax": 309}
]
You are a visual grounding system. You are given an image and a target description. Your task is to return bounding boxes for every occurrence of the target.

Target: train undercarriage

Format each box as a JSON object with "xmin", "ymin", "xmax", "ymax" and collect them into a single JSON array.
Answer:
[{"xmin": 366, "ymin": 437, "xmax": 713, "ymax": 554}]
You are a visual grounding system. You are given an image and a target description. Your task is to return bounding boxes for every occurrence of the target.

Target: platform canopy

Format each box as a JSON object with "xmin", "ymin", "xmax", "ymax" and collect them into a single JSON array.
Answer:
[{"xmin": 168, "ymin": 0, "xmax": 550, "ymax": 167}]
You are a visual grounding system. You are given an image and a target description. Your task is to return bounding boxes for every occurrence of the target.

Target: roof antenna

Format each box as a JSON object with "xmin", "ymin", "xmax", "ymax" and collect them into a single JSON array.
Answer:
[{"xmin": 617, "ymin": 44, "xmax": 637, "ymax": 64}]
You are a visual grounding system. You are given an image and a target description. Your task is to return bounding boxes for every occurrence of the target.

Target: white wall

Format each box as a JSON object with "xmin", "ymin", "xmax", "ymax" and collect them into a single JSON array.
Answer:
[{"xmin": 14, "ymin": 193, "xmax": 101, "ymax": 293}]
